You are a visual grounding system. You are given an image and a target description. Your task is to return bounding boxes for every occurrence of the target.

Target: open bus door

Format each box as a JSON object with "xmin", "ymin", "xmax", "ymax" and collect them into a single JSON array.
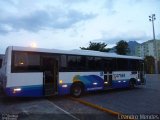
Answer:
[
  {"xmin": 103, "ymin": 59, "xmax": 112, "ymax": 88},
  {"xmin": 41, "ymin": 57, "xmax": 58, "ymax": 96},
  {"xmin": 139, "ymin": 61, "xmax": 145, "ymax": 84}
]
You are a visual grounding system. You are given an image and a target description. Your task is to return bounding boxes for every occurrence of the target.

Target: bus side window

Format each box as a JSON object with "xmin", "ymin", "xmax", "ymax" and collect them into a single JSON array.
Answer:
[
  {"xmin": 60, "ymin": 55, "xmax": 67, "ymax": 71},
  {"xmin": 67, "ymin": 55, "xmax": 77, "ymax": 71},
  {"xmin": 94, "ymin": 57, "xmax": 102, "ymax": 70},
  {"xmin": 87, "ymin": 57, "xmax": 95, "ymax": 70},
  {"xmin": 116, "ymin": 58, "xmax": 129, "ymax": 71},
  {"xmin": 14, "ymin": 52, "xmax": 28, "ymax": 67},
  {"xmin": 12, "ymin": 52, "xmax": 40, "ymax": 72},
  {"xmin": 129, "ymin": 59, "xmax": 139, "ymax": 71},
  {"xmin": 77, "ymin": 56, "xmax": 87, "ymax": 70}
]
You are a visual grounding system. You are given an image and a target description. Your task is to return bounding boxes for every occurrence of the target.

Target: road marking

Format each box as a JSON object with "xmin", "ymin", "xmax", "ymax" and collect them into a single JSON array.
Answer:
[
  {"xmin": 48, "ymin": 100, "xmax": 80, "ymax": 120},
  {"xmin": 69, "ymin": 97, "xmax": 120, "ymax": 116},
  {"xmin": 69, "ymin": 97, "xmax": 135, "ymax": 120}
]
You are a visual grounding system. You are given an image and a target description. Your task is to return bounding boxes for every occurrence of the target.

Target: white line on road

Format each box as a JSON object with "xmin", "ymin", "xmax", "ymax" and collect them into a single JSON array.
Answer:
[{"xmin": 48, "ymin": 101, "xmax": 80, "ymax": 120}]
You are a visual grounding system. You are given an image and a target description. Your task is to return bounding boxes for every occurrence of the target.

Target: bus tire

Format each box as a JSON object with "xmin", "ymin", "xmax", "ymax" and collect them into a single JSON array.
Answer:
[
  {"xmin": 129, "ymin": 80, "xmax": 135, "ymax": 89},
  {"xmin": 71, "ymin": 83, "xmax": 84, "ymax": 98}
]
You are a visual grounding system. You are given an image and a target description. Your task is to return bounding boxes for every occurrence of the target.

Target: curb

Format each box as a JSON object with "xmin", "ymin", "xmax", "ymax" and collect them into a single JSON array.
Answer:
[{"xmin": 69, "ymin": 97, "xmax": 120, "ymax": 116}]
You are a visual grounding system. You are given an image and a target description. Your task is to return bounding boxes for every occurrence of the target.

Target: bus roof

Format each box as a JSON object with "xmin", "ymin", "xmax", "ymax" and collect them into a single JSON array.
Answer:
[{"xmin": 8, "ymin": 46, "xmax": 143, "ymax": 60}]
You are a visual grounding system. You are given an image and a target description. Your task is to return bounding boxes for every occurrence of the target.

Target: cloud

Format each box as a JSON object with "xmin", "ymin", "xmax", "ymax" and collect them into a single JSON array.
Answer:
[
  {"xmin": 62, "ymin": 0, "xmax": 90, "ymax": 4},
  {"xmin": 104, "ymin": 0, "xmax": 117, "ymax": 15},
  {"xmin": 0, "ymin": 9, "xmax": 96, "ymax": 34},
  {"xmin": 0, "ymin": 24, "xmax": 13, "ymax": 34},
  {"xmin": 0, "ymin": 0, "xmax": 15, "ymax": 6},
  {"xmin": 128, "ymin": 0, "xmax": 143, "ymax": 5}
]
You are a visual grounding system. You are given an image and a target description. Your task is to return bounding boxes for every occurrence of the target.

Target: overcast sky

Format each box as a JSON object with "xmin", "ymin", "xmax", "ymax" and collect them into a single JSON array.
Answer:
[{"xmin": 0, "ymin": 0, "xmax": 160, "ymax": 53}]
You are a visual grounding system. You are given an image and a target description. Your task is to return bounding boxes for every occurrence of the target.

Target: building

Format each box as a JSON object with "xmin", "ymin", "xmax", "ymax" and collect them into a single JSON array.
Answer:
[
  {"xmin": 135, "ymin": 40, "xmax": 160, "ymax": 60},
  {"xmin": 0, "ymin": 54, "xmax": 4, "ymax": 68}
]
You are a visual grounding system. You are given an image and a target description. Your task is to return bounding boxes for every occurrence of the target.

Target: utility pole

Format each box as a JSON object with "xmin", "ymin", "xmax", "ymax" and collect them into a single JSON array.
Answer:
[{"xmin": 149, "ymin": 14, "xmax": 158, "ymax": 74}]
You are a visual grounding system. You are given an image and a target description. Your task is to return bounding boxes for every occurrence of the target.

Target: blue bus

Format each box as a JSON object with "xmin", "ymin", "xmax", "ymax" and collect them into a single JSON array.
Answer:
[{"xmin": 0, "ymin": 46, "xmax": 145, "ymax": 97}]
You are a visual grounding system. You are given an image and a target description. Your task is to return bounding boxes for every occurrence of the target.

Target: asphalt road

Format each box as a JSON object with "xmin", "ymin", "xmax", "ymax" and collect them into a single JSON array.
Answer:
[
  {"xmin": 48, "ymin": 96, "xmax": 117, "ymax": 120},
  {"xmin": 0, "ymin": 91, "xmax": 117, "ymax": 120},
  {"xmin": 78, "ymin": 74, "xmax": 160, "ymax": 114},
  {"xmin": 0, "ymin": 97, "xmax": 78, "ymax": 120}
]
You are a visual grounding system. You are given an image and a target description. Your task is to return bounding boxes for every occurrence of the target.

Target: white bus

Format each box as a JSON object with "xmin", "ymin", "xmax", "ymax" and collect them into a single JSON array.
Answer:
[{"xmin": 0, "ymin": 46, "xmax": 145, "ymax": 97}]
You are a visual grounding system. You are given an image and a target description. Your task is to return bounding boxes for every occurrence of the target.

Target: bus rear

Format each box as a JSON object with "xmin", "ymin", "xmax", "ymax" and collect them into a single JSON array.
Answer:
[
  {"xmin": 1, "ymin": 47, "xmax": 44, "ymax": 97},
  {"xmin": 0, "ymin": 47, "xmax": 10, "ymax": 93}
]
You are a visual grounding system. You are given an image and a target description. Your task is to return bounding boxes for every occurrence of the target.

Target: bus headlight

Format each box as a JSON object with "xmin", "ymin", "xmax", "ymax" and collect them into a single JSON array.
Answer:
[
  {"xmin": 137, "ymin": 79, "xmax": 141, "ymax": 82},
  {"xmin": 93, "ymin": 82, "xmax": 97, "ymax": 85},
  {"xmin": 104, "ymin": 81, "xmax": 108, "ymax": 84},
  {"xmin": 62, "ymin": 84, "xmax": 68, "ymax": 88},
  {"xmin": 13, "ymin": 88, "xmax": 21, "ymax": 93}
]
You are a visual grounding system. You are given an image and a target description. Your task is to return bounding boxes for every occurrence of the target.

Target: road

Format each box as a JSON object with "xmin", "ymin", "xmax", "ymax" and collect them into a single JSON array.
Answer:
[
  {"xmin": 78, "ymin": 74, "xmax": 160, "ymax": 114},
  {"xmin": 0, "ymin": 91, "xmax": 117, "ymax": 120}
]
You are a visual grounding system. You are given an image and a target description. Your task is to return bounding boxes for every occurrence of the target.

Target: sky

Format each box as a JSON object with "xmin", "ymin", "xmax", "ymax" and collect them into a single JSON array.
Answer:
[{"xmin": 0, "ymin": 0, "xmax": 160, "ymax": 53}]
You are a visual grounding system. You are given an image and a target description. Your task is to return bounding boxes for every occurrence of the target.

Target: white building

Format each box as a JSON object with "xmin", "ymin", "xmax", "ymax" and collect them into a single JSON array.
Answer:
[{"xmin": 135, "ymin": 40, "xmax": 160, "ymax": 59}]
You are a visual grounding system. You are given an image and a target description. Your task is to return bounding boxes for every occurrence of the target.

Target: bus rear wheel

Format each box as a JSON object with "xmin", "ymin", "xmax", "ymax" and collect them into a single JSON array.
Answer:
[{"xmin": 71, "ymin": 83, "xmax": 84, "ymax": 98}]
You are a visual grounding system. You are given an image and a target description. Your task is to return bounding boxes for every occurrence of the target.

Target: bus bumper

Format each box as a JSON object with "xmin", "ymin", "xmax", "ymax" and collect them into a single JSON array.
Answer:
[{"xmin": 4, "ymin": 85, "xmax": 43, "ymax": 97}]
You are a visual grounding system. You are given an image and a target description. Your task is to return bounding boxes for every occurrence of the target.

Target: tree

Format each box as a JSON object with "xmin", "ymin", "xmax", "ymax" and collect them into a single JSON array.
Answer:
[
  {"xmin": 115, "ymin": 40, "xmax": 130, "ymax": 55},
  {"xmin": 144, "ymin": 56, "xmax": 155, "ymax": 74},
  {"xmin": 80, "ymin": 41, "xmax": 110, "ymax": 52}
]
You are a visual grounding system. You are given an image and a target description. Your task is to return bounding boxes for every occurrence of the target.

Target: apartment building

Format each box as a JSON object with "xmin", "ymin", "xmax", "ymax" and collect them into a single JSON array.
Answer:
[{"xmin": 135, "ymin": 40, "xmax": 160, "ymax": 60}]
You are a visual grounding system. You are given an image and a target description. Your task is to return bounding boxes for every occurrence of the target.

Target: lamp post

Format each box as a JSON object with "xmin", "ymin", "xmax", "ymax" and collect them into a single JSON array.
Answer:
[{"xmin": 149, "ymin": 14, "xmax": 158, "ymax": 74}]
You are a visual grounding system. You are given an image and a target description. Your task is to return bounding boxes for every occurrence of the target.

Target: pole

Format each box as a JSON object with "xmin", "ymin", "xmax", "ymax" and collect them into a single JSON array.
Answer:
[
  {"xmin": 151, "ymin": 18, "xmax": 155, "ymax": 40},
  {"xmin": 149, "ymin": 14, "xmax": 158, "ymax": 74}
]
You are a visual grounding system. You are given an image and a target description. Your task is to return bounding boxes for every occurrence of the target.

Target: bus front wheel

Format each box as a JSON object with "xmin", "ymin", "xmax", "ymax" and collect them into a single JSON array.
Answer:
[{"xmin": 71, "ymin": 83, "xmax": 84, "ymax": 98}]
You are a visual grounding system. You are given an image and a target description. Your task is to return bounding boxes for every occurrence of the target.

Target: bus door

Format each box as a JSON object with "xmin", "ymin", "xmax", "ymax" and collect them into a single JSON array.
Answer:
[
  {"xmin": 41, "ymin": 57, "xmax": 58, "ymax": 96},
  {"xmin": 139, "ymin": 61, "xmax": 145, "ymax": 84},
  {"xmin": 104, "ymin": 60, "xmax": 112, "ymax": 87}
]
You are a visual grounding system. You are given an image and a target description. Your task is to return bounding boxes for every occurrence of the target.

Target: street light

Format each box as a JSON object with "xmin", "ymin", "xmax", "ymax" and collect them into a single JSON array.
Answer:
[
  {"xmin": 149, "ymin": 14, "xmax": 158, "ymax": 74},
  {"xmin": 149, "ymin": 14, "xmax": 156, "ymax": 40}
]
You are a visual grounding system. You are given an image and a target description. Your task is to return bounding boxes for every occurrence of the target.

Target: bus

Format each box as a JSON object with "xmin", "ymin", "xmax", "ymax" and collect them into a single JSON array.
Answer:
[{"xmin": 0, "ymin": 46, "xmax": 145, "ymax": 97}]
